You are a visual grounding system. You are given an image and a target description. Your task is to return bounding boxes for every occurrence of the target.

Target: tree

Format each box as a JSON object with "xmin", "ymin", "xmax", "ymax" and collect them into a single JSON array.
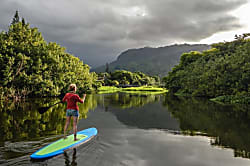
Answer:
[
  {"xmin": 11, "ymin": 10, "xmax": 20, "ymax": 25},
  {"xmin": 164, "ymin": 34, "xmax": 250, "ymax": 100},
  {"xmin": 97, "ymin": 70, "xmax": 159, "ymax": 86},
  {"xmin": 105, "ymin": 63, "xmax": 110, "ymax": 73},
  {"xmin": 1, "ymin": 14, "xmax": 96, "ymax": 98},
  {"xmin": 21, "ymin": 17, "xmax": 26, "ymax": 25}
]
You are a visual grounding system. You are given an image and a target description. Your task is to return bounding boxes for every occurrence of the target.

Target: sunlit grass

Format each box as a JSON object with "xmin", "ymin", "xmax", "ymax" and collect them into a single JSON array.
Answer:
[
  {"xmin": 97, "ymin": 86, "xmax": 120, "ymax": 91},
  {"xmin": 121, "ymin": 90, "xmax": 167, "ymax": 95},
  {"xmin": 122, "ymin": 86, "xmax": 167, "ymax": 92},
  {"xmin": 97, "ymin": 86, "xmax": 168, "ymax": 94},
  {"xmin": 97, "ymin": 86, "xmax": 120, "ymax": 94}
]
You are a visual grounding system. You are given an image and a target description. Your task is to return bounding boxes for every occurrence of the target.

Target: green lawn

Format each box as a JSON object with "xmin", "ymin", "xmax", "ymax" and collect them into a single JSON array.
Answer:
[{"xmin": 97, "ymin": 86, "xmax": 168, "ymax": 94}]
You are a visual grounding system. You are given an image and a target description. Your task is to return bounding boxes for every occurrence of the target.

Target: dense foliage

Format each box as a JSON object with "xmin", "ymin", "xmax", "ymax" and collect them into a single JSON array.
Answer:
[
  {"xmin": 0, "ymin": 14, "xmax": 96, "ymax": 98},
  {"xmin": 98, "ymin": 70, "xmax": 160, "ymax": 87},
  {"xmin": 163, "ymin": 34, "xmax": 250, "ymax": 102}
]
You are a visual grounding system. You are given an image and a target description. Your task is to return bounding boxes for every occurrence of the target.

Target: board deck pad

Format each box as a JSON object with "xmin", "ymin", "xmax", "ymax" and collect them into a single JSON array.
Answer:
[
  {"xmin": 30, "ymin": 127, "xmax": 97, "ymax": 159},
  {"xmin": 36, "ymin": 134, "xmax": 87, "ymax": 155}
]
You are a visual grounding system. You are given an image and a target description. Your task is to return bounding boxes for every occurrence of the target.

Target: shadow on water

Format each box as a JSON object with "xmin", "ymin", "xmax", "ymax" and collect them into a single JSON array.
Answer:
[{"xmin": 64, "ymin": 148, "xmax": 77, "ymax": 166}]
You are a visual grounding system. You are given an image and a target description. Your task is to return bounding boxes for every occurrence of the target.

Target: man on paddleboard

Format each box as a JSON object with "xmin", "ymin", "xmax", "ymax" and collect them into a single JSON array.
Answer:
[{"xmin": 62, "ymin": 84, "xmax": 86, "ymax": 141}]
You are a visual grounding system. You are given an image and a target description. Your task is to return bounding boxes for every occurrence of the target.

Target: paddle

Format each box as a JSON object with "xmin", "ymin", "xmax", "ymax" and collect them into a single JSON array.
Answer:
[{"xmin": 38, "ymin": 101, "xmax": 62, "ymax": 114}]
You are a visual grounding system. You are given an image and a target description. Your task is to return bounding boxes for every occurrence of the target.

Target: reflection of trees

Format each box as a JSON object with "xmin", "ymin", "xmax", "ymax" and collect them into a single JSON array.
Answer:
[
  {"xmin": 0, "ymin": 95, "xmax": 97, "ymax": 142},
  {"xmin": 163, "ymin": 95, "xmax": 250, "ymax": 159},
  {"xmin": 95, "ymin": 93, "xmax": 161, "ymax": 109},
  {"xmin": 78, "ymin": 94, "xmax": 97, "ymax": 119},
  {"xmin": 94, "ymin": 93, "xmax": 179, "ymax": 130}
]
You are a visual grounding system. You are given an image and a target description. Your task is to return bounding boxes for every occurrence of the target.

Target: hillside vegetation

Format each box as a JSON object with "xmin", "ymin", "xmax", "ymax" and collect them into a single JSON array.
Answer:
[
  {"xmin": 94, "ymin": 44, "xmax": 210, "ymax": 76},
  {"xmin": 163, "ymin": 34, "xmax": 250, "ymax": 104}
]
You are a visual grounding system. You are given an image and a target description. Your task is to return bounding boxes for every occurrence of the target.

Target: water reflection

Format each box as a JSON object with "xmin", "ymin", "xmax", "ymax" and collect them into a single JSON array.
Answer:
[
  {"xmin": 64, "ymin": 148, "xmax": 77, "ymax": 166},
  {"xmin": 0, "ymin": 95, "xmax": 97, "ymax": 143},
  {"xmin": 0, "ymin": 93, "xmax": 250, "ymax": 164},
  {"xmin": 96, "ymin": 93, "xmax": 250, "ymax": 159},
  {"xmin": 163, "ymin": 95, "xmax": 250, "ymax": 159},
  {"xmin": 101, "ymin": 93, "xmax": 180, "ymax": 131},
  {"xmin": 95, "ymin": 93, "xmax": 160, "ymax": 109}
]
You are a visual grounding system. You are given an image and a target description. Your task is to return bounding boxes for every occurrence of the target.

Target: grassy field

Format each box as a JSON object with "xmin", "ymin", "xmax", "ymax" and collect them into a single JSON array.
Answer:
[{"xmin": 97, "ymin": 86, "xmax": 168, "ymax": 94}]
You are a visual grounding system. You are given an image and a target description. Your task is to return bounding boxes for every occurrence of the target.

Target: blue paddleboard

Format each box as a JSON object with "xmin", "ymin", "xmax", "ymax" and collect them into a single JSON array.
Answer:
[{"xmin": 30, "ymin": 127, "xmax": 98, "ymax": 159}]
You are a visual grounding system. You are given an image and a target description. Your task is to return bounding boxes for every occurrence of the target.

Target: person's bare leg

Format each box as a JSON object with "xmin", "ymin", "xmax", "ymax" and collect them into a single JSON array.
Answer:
[
  {"xmin": 73, "ymin": 116, "xmax": 79, "ymax": 141},
  {"xmin": 64, "ymin": 116, "xmax": 71, "ymax": 139}
]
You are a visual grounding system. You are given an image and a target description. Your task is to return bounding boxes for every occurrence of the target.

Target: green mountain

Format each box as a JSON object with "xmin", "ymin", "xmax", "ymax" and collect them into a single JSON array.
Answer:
[{"xmin": 93, "ymin": 44, "xmax": 210, "ymax": 77}]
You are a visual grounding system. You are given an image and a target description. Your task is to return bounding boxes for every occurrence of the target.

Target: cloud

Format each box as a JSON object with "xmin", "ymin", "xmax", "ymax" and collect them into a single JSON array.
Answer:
[
  {"xmin": 0, "ymin": 0, "xmax": 247, "ymax": 67},
  {"xmin": 127, "ymin": 0, "xmax": 246, "ymax": 42}
]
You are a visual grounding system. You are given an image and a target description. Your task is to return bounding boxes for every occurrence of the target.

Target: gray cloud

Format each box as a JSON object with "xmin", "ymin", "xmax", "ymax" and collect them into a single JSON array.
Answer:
[{"xmin": 0, "ymin": 0, "xmax": 247, "ymax": 67}]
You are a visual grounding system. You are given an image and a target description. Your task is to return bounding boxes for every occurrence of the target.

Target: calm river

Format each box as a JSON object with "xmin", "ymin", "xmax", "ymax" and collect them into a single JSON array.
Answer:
[{"xmin": 0, "ymin": 93, "xmax": 250, "ymax": 166}]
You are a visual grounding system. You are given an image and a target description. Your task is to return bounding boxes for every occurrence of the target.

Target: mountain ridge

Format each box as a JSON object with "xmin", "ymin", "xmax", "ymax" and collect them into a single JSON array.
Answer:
[{"xmin": 93, "ymin": 44, "xmax": 210, "ymax": 77}]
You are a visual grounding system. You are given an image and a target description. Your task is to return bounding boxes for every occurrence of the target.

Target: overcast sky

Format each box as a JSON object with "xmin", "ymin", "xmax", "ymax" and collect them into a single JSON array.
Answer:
[{"xmin": 0, "ymin": 0, "xmax": 249, "ymax": 68}]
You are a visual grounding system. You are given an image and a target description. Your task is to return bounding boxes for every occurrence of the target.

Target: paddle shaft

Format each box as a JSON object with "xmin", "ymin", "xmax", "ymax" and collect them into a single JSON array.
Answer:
[
  {"xmin": 50, "ymin": 101, "xmax": 62, "ymax": 107},
  {"xmin": 38, "ymin": 101, "xmax": 62, "ymax": 114}
]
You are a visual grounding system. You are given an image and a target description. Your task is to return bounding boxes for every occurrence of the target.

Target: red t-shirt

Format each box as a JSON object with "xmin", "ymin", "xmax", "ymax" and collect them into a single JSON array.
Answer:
[{"xmin": 62, "ymin": 93, "xmax": 83, "ymax": 111}]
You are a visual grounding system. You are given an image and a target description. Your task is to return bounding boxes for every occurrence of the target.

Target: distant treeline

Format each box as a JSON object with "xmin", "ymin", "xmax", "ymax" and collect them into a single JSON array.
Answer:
[
  {"xmin": 0, "ymin": 12, "xmax": 97, "ymax": 98},
  {"xmin": 163, "ymin": 34, "xmax": 250, "ymax": 104},
  {"xmin": 97, "ymin": 70, "xmax": 160, "ymax": 87}
]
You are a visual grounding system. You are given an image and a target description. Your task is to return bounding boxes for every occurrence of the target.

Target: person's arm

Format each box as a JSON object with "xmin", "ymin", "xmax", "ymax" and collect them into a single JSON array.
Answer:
[
  {"xmin": 82, "ymin": 94, "xmax": 86, "ymax": 103},
  {"xmin": 76, "ymin": 94, "xmax": 86, "ymax": 103}
]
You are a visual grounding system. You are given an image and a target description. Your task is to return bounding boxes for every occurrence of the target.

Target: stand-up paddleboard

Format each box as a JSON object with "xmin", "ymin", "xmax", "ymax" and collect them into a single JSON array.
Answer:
[{"xmin": 30, "ymin": 127, "xmax": 97, "ymax": 159}]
